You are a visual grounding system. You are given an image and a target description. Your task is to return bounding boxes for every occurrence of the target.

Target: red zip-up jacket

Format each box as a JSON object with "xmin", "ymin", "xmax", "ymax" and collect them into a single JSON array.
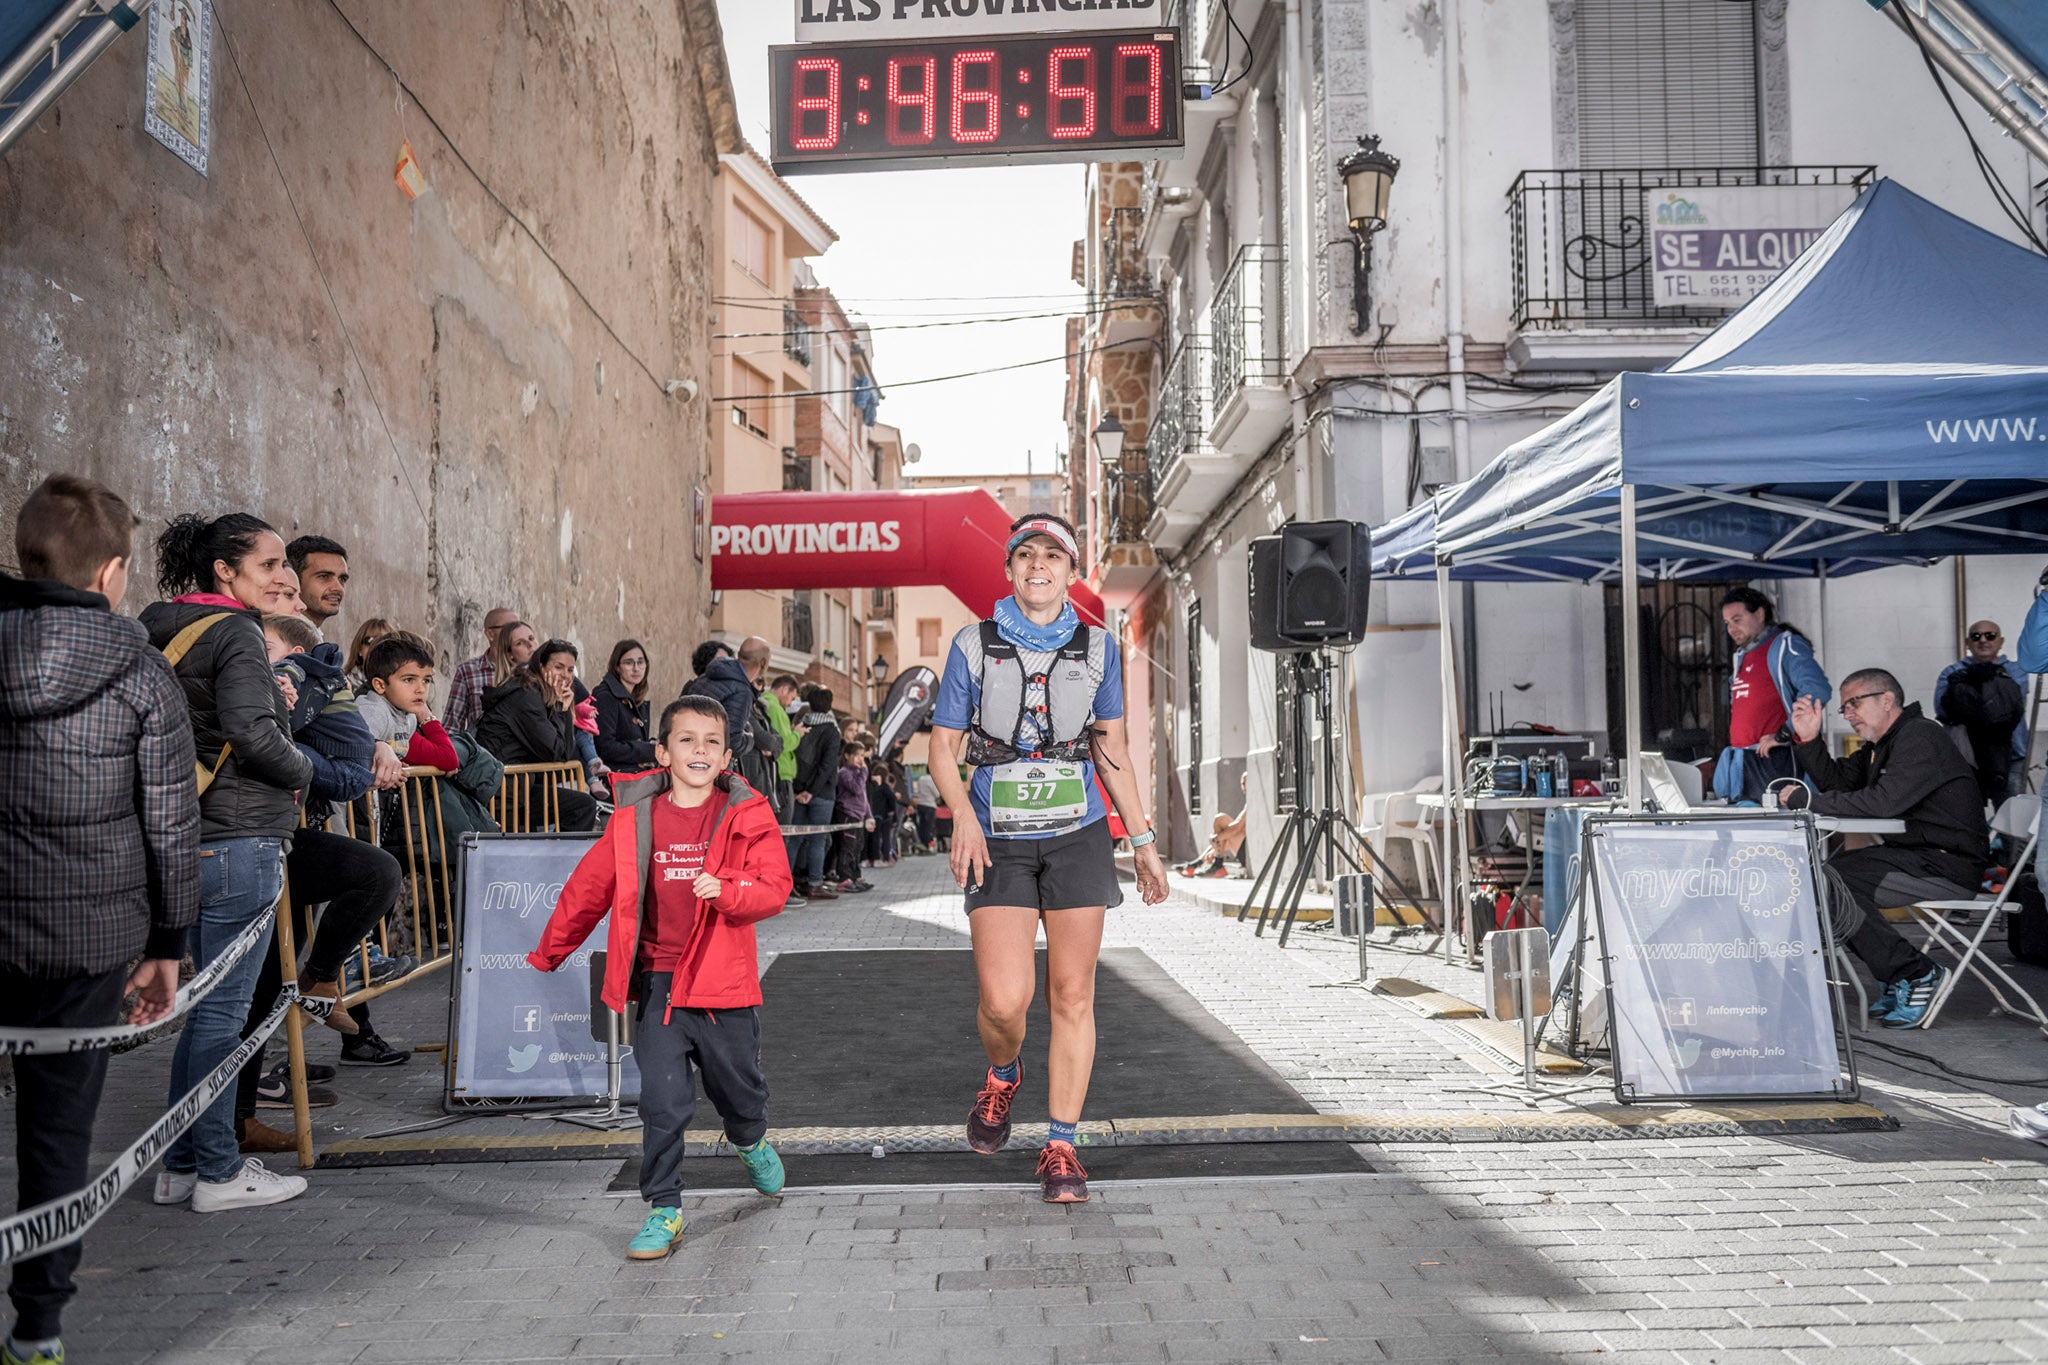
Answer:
[{"xmin": 526, "ymin": 769, "xmax": 790, "ymax": 1018}]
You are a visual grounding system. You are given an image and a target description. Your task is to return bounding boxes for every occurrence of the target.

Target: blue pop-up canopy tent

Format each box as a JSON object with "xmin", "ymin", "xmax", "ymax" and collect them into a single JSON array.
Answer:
[{"xmin": 1423, "ymin": 178, "xmax": 2048, "ymax": 816}]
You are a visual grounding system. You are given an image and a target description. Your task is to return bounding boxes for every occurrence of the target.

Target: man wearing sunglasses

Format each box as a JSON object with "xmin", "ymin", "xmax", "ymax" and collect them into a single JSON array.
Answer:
[
  {"xmin": 1934, "ymin": 621, "xmax": 2027, "ymax": 805},
  {"xmin": 1786, "ymin": 670, "xmax": 1984, "ymax": 1027}
]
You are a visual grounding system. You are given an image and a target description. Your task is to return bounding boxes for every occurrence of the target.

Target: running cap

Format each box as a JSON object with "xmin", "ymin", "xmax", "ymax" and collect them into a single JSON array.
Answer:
[{"xmin": 1005, "ymin": 513, "xmax": 1081, "ymax": 566}]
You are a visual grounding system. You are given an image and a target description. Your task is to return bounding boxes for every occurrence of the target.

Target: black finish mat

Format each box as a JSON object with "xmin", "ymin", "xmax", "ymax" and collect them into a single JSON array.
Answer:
[
  {"xmin": 756, "ymin": 947, "xmax": 1316, "ymax": 1127},
  {"xmin": 609, "ymin": 1141, "xmax": 1371, "ymax": 1193}
]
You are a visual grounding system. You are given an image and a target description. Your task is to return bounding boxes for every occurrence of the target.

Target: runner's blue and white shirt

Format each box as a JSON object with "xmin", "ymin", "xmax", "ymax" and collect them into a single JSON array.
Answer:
[{"xmin": 932, "ymin": 622, "xmax": 1124, "ymax": 840}]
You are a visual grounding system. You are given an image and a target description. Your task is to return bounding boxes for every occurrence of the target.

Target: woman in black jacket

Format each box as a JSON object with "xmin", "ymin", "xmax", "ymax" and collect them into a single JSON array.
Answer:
[
  {"xmin": 476, "ymin": 638, "xmax": 598, "ymax": 831},
  {"xmin": 139, "ymin": 512, "xmax": 313, "ymax": 1212},
  {"xmin": 593, "ymin": 638, "xmax": 656, "ymax": 774}
]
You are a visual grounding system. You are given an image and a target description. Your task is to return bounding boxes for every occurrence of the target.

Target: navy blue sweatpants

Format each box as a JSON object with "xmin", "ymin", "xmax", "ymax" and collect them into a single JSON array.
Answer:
[{"xmin": 632, "ymin": 971, "xmax": 771, "ymax": 1208}]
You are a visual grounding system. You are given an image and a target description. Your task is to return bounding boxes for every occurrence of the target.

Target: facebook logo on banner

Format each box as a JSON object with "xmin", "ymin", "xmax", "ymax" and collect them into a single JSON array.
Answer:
[{"xmin": 513, "ymin": 1005, "xmax": 541, "ymax": 1033}]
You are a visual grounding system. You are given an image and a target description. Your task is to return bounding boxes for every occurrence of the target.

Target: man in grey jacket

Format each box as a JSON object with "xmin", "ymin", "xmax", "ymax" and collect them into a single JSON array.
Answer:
[{"xmin": 0, "ymin": 475, "xmax": 199, "ymax": 1365}]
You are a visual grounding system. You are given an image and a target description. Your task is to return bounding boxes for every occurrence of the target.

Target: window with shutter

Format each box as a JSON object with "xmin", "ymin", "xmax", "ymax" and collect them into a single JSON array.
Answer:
[{"xmin": 1575, "ymin": 0, "xmax": 1759, "ymax": 168}]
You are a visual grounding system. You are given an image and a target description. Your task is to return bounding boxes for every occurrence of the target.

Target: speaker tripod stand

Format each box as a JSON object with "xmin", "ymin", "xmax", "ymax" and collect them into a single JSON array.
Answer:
[{"xmin": 1238, "ymin": 650, "xmax": 1430, "ymax": 948}]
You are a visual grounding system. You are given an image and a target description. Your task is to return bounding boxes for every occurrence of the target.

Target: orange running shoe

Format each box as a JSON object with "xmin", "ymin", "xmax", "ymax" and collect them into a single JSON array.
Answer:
[
  {"xmin": 966, "ymin": 1065, "xmax": 1020, "ymax": 1154},
  {"xmin": 1036, "ymin": 1140, "xmax": 1089, "ymax": 1203}
]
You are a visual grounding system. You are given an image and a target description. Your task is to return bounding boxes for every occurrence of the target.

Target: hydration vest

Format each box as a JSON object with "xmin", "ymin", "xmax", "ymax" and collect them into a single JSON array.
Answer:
[{"xmin": 963, "ymin": 619, "xmax": 1102, "ymax": 766}]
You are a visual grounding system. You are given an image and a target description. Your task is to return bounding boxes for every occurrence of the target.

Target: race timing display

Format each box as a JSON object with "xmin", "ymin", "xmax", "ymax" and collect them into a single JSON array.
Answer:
[{"xmin": 769, "ymin": 29, "xmax": 1183, "ymax": 173}]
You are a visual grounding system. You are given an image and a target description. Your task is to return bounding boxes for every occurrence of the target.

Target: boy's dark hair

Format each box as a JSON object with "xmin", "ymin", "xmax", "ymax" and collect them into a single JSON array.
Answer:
[
  {"xmin": 769, "ymin": 673, "xmax": 800, "ymax": 691},
  {"xmin": 808, "ymin": 687, "xmax": 835, "ymax": 715},
  {"xmin": 365, "ymin": 635, "xmax": 435, "ymax": 682},
  {"xmin": 156, "ymin": 512, "xmax": 277, "ymax": 597},
  {"xmin": 659, "ymin": 694, "xmax": 730, "ymax": 746},
  {"xmin": 262, "ymin": 613, "xmax": 322, "ymax": 655},
  {"xmin": 17, "ymin": 474, "xmax": 139, "ymax": 590},
  {"xmin": 690, "ymin": 639, "xmax": 731, "ymax": 677},
  {"xmin": 285, "ymin": 534, "xmax": 347, "ymax": 573}
]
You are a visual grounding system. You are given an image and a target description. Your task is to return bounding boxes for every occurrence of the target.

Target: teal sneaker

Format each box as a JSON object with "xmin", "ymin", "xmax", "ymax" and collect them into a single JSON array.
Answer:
[
  {"xmin": 625, "ymin": 1206, "xmax": 685, "ymax": 1261},
  {"xmin": 3, "ymin": 1339, "xmax": 64, "ymax": 1365},
  {"xmin": 1867, "ymin": 976, "xmax": 1905, "ymax": 1019},
  {"xmin": 737, "ymin": 1137, "xmax": 785, "ymax": 1195},
  {"xmin": 1880, "ymin": 963, "xmax": 1949, "ymax": 1029}
]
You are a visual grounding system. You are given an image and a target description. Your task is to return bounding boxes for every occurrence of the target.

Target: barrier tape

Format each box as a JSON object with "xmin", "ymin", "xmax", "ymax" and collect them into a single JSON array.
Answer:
[
  {"xmin": 0, "ymin": 908, "xmax": 279, "ymax": 1057},
  {"xmin": 782, "ymin": 819, "xmax": 875, "ymax": 835},
  {"xmin": 0, "ymin": 984, "xmax": 299, "ymax": 1266}
]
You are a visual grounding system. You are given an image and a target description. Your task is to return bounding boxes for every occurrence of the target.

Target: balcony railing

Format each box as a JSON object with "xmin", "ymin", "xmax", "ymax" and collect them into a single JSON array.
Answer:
[
  {"xmin": 868, "ymin": 587, "xmax": 896, "ymax": 622},
  {"xmin": 1209, "ymin": 243, "xmax": 1285, "ymax": 417},
  {"xmin": 781, "ymin": 449, "xmax": 812, "ymax": 491},
  {"xmin": 781, "ymin": 596, "xmax": 814, "ymax": 654},
  {"xmin": 783, "ymin": 304, "xmax": 814, "ymax": 367},
  {"xmin": 1507, "ymin": 166, "xmax": 1875, "ymax": 329},
  {"xmin": 1148, "ymin": 335, "xmax": 1212, "ymax": 493},
  {"xmin": 1101, "ymin": 450, "xmax": 1154, "ymax": 545},
  {"xmin": 1099, "ymin": 205, "xmax": 1150, "ymax": 301}
]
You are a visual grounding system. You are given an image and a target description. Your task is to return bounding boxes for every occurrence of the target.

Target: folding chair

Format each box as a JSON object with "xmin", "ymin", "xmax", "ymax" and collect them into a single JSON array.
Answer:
[{"xmin": 1907, "ymin": 795, "xmax": 2048, "ymax": 1033}]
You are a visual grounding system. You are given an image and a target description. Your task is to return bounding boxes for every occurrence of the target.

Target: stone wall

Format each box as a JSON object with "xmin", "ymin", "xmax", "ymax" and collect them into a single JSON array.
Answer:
[{"xmin": 0, "ymin": 0, "xmax": 737, "ymax": 701}]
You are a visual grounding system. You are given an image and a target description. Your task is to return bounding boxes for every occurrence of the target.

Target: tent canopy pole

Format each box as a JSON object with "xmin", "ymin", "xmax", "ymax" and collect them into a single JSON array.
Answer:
[
  {"xmin": 1621, "ymin": 485, "xmax": 1645, "ymax": 812},
  {"xmin": 1436, "ymin": 561, "xmax": 1465, "ymax": 962}
]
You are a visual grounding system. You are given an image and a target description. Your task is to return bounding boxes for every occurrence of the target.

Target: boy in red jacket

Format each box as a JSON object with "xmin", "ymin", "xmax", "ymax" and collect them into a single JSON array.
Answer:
[{"xmin": 527, "ymin": 695, "xmax": 792, "ymax": 1260}]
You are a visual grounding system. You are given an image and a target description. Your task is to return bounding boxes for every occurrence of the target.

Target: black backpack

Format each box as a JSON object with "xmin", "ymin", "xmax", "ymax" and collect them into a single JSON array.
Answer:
[{"xmin": 2006, "ymin": 870, "xmax": 2048, "ymax": 968}]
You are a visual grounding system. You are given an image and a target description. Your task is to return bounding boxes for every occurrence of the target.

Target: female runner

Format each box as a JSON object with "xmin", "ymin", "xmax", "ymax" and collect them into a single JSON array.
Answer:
[{"xmin": 927, "ymin": 513, "xmax": 1169, "ymax": 1202}]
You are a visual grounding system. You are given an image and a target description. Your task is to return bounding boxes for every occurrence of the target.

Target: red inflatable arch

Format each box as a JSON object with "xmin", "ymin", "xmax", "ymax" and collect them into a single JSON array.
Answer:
[{"xmin": 709, "ymin": 488, "xmax": 1105, "ymax": 625}]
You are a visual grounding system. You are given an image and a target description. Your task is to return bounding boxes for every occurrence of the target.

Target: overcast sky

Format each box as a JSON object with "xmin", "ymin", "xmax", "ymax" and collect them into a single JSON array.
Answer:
[{"xmin": 714, "ymin": 1, "xmax": 1084, "ymax": 482}]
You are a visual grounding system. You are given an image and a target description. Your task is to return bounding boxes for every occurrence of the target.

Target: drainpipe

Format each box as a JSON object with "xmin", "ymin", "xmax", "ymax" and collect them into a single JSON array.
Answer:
[{"xmin": 1442, "ymin": 0, "xmax": 1476, "ymax": 737}]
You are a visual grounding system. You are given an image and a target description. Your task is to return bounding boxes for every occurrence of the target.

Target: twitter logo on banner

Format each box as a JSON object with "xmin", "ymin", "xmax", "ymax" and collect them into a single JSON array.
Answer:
[{"xmin": 507, "ymin": 1043, "xmax": 542, "ymax": 1074}]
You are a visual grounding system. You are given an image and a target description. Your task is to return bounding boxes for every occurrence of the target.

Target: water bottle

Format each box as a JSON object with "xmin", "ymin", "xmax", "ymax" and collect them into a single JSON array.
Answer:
[{"xmin": 1534, "ymin": 750, "xmax": 1555, "ymax": 798}]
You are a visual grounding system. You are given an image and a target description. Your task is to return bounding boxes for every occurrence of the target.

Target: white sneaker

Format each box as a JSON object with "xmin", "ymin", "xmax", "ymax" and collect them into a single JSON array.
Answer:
[
  {"xmin": 153, "ymin": 1169, "xmax": 197, "ymax": 1205},
  {"xmin": 2010, "ymin": 1102, "xmax": 2048, "ymax": 1144},
  {"xmin": 190, "ymin": 1158, "xmax": 307, "ymax": 1212}
]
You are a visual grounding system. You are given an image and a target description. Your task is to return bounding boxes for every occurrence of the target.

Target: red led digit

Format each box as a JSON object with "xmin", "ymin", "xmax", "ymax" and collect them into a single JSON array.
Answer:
[
  {"xmin": 791, "ymin": 57, "xmax": 840, "ymax": 150},
  {"xmin": 1048, "ymin": 45, "xmax": 1097, "ymax": 140},
  {"xmin": 886, "ymin": 54, "xmax": 937, "ymax": 146},
  {"xmin": 1111, "ymin": 43, "xmax": 1162, "ymax": 136},
  {"xmin": 950, "ymin": 49, "xmax": 999, "ymax": 144}
]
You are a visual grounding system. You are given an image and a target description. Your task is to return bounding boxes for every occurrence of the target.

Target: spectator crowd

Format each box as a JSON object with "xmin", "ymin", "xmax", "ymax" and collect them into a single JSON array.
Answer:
[{"xmin": 0, "ymin": 474, "xmax": 943, "ymax": 1364}]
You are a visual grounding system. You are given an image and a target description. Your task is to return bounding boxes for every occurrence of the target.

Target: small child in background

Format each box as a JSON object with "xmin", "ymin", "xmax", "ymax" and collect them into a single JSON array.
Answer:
[
  {"xmin": 355, "ymin": 636, "xmax": 459, "ymax": 773},
  {"xmin": 833, "ymin": 740, "xmax": 874, "ymax": 893},
  {"xmin": 527, "ymin": 696, "xmax": 792, "ymax": 1262}
]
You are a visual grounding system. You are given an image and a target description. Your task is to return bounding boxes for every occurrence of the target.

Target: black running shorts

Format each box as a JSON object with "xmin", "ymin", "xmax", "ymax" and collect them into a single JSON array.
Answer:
[{"xmin": 964, "ymin": 817, "xmax": 1124, "ymax": 914}]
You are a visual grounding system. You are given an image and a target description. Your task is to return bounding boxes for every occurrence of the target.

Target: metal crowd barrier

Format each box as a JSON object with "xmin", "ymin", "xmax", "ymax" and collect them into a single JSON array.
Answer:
[{"xmin": 490, "ymin": 760, "xmax": 589, "ymax": 834}]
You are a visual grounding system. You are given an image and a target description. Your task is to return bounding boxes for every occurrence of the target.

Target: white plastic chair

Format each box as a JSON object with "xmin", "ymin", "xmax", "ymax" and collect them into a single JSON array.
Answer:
[
  {"xmin": 1907, "ymin": 794, "xmax": 2048, "ymax": 1033},
  {"xmin": 1383, "ymin": 791, "xmax": 1443, "ymax": 902}
]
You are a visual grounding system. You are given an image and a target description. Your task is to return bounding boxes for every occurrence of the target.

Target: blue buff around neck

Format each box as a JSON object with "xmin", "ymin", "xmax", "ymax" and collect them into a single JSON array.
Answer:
[
  {"xmin": 990, "ymin": 1057, "xmax": 1019, "ymax": 1084},
  {"xmin": 992, "ymin": 595, "xmax": 1079, "ymax": 652},
  {"xmin": 1047, "ymin": 1117, "xmax": 1077, "ymax": 1147}
]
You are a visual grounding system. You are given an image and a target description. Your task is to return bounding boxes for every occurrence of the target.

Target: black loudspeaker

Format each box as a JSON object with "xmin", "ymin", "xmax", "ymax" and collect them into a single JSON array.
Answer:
[{"xmin": 1249, "ymin": 520, "xmax": 1372, "ymax": 652}]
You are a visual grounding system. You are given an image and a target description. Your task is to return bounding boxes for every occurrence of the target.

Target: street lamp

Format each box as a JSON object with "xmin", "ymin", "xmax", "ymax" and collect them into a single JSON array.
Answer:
[
  {"xmin": 870, "ymin": 655, "xmax": 888, "ymax": 684},
  {"xmin": 1337, "ymin": 135, "xmax": 1400, "ymax": 336},
  {"xmin": 1092, "ymin": 412, "xmax": 1125, "ymax": 467}
]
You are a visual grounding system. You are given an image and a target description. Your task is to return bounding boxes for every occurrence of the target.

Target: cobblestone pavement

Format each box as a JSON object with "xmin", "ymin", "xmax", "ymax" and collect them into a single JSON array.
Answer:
[{"xmin": 8, "ymin": 851, "xmax": 2048, "ymax": 1363}]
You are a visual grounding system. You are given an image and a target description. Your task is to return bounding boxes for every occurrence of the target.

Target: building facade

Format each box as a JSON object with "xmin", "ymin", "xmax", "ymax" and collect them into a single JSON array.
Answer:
[
  {"xmin": 1069, "ymin": 0, "xmax": 2048, "ymax": 863},
  {"xmin": 1, "ymin": 0, "xmax": 741, "ymax": 705}
]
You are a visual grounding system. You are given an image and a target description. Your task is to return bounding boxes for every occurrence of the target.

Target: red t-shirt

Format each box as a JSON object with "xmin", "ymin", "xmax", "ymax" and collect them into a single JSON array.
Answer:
[
  {"xmin": 637, "ymin": 797, "xmax": 719, "ymax": 972},
  {"xmin": 1729, "ymin": 642, "xmax": 1787, "ymax": 748}
]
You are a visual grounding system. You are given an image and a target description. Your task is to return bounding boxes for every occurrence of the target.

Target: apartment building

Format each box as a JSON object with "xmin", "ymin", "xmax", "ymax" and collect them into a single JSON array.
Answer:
[{"xmin": 1067, "ymin": 0, "xmax": 2048, "ymax": 860}]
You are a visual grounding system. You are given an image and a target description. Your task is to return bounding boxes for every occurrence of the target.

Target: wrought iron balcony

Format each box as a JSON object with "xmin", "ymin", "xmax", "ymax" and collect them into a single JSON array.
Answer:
[
  {"xmin": 781, "ymin": 596, "xmax": 814, "ymax": 654},
  {"xmin": 1147, "ymin": 335, "xmax": 1213, "ymax": 495},
  {"xmin": 1209, "ymin": 244, "xmax": 1285, "ymax": 416},
  {"xmin": 1099, "ymin": 205, "xmax": 1151, "ymax": 301},
  {"xmin": 781, "ymin": 449, "xmax": 812, "ymax": 491},
  {"xmin": 868, "ymin": 587, "xmax": 896, "ymax": 623},
  {"xmin": 1101, "ymin": 451, "xmax": 1154, "ymax": 546},
  {"xmin": 783, "ymin": 304, "xmax": 814, "ymax": 367},
  {"xmin": 1507, "ymin": 166, "xmax": 1875, "ymax": 329}
]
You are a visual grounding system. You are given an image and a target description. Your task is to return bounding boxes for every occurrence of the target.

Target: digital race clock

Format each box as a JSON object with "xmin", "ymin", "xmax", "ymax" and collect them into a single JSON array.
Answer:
[{"xmin": 769, "ymin": 28, "xmax": 1183, "ymax": 174}]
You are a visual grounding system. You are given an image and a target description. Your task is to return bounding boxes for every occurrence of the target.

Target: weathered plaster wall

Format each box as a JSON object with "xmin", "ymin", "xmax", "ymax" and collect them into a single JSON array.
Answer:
[{"xmin": 0, "ymin": 0, "xmax": 733, "ymax": 700}]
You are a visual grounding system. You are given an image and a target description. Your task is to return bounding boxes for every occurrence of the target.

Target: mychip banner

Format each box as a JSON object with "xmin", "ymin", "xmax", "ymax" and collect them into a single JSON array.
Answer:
[
  {"xmin": 451, "ymin": 834, "xmax": 640, "ymax": 1103},
  {"xmin": 1586, "ymin": 814, "xmax": 1854, "ymax": 1102}
]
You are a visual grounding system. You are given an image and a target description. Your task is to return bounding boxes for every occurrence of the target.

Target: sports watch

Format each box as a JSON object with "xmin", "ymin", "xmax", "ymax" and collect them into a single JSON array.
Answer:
[{"xmin": 1129, "ymin": 828, "xmax": 1157, "ymax": 849}]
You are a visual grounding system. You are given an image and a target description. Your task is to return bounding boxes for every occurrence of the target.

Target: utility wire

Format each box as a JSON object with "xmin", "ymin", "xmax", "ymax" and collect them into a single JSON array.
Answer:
[
  {"xmin": 713, "ymin": 301, "xmax": 1155, "ymax": 340},
  {"xmin": 712, "ymin": 340, "xmax": 1145, "ymax": 403},
  {"xmin": 1902, "ymin": 8, "xmax": 2048, "ymax": 254}
]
